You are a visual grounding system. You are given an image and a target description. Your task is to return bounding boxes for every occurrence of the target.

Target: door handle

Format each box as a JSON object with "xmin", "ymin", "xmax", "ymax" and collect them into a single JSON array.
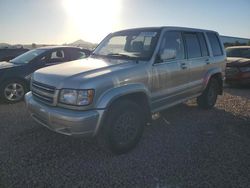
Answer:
[
  {"xmin": 180, "ymin": 63, "xmax": 188, "ymax": 69},
  {"xmin": 205, "ymin": 59, "xmax": 210, "ymax": 65}
]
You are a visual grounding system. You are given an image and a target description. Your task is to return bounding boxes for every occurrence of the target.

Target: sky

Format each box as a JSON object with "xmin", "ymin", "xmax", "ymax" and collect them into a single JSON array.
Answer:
[{"xmin": 0, "ymin": 0, "xmax": 249, "ymax": 44}]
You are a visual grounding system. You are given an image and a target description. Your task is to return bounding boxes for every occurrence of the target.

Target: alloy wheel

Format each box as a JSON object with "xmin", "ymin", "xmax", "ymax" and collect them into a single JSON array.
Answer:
[{"xmin": 4, "ymin": 83, "xmax": 24, "ymax": 102}]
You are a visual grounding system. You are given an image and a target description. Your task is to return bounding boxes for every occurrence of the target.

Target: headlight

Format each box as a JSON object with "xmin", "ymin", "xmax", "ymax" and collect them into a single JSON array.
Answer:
[
  {"xmin": 59, "ymin": 89, "xmax": 94, "ymax": 106},
  {"xmin": 239, "ymin": 67, "xmax": 250, "ymax": 72}
]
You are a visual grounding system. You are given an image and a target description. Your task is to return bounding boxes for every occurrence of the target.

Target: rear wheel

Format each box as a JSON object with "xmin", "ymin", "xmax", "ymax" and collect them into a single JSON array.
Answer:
[
  {"xmin": 197, "ymin": 78, "xmax": 219, "ymax": 109},
  {"xmin": 98, "ymin": 99, "xmax": 145, "ymax": 154},
  {"xmin": 0, "ymin": 80, "xmax": 26, "ymax": 103}
]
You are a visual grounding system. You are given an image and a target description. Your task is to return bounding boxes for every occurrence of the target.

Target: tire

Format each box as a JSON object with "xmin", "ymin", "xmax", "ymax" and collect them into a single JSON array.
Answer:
[
  {"xmin": 0, "ymin": 80, "xmax": 27, "ymax": 103},
  {"xmin": 97, "ymin": 99, "xmax": 145, "ymax": 154},
  {"xmin": 197, "ymin": 78, "xmax": 219, "ymax": 109}
]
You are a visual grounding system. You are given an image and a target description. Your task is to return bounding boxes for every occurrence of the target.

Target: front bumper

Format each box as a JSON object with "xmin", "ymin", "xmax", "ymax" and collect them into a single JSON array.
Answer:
[{"xmin": 25, "ymin": 92, "xmax": 105, "ymax": 136}]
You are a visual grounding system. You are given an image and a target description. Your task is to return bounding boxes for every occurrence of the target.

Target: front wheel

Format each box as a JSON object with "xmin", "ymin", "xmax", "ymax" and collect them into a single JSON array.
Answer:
[
  {"xmin": 0, "ymin": 80, "xmax": 26, "ymax": 103},
  {"xmin": 197, "ymin": 78, "xmax": 219, "ymax": 109},
  {"xmin": 98, "ymin": 99, "xmax": 145, "ymax": 154}
]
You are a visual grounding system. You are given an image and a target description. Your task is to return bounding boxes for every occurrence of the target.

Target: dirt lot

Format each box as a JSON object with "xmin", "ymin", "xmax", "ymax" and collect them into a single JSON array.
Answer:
[{"xmin": 0, "ymin": 87, "xmax": 250, "ymax": 188}]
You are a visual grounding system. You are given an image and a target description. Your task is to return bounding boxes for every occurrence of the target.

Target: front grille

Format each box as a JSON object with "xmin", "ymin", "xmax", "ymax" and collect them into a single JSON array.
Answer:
[
  {"xmin": 225, "ymin": 67, "xmax": 239, "ymax": 77},
  {"xmin": 31, "ymin": 81, "xmax": 57, "ymax": 105}
]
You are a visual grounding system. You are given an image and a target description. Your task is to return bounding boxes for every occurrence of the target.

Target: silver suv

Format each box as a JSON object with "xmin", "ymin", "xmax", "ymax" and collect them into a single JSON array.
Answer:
[{"xmin": 25, "ymin": 27, "xmax": 226, "ymax": 154}]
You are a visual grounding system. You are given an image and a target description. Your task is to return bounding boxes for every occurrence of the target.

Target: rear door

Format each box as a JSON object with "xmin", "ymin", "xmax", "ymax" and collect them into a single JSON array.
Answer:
[
  {"xmin": 151, "ymin": 31, "xmax": 190, "ymax": 110},
  {"xmin": 183, "ymin": 32, "xmax": 210, "ymax": 95},
  {"xmin": 206, "ymin": 32, "xmax": 225, "ymax": 68}
]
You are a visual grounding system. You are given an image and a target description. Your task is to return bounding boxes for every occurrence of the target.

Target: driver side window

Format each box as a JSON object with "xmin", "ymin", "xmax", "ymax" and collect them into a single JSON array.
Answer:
[
  {"xmin": 47, "ymin": 49, "xmax": 65, "ymax": 64},
  {"xmin": 159, "ymin": 31, "xmax": 185, "ymax": 62}
]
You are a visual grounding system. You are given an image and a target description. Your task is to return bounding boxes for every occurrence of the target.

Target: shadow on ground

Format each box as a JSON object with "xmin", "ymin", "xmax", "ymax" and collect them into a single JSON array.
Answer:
[
  {"xmin": 0, "ymin": 97, "xmax": 250, "ymax": 187},
  {"xmin": 224, "ymin": 84, "xmax": 250, "ymax": 99}
]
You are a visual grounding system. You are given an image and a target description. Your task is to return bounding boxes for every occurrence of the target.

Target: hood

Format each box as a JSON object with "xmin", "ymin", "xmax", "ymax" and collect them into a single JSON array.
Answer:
[
  {"xmin": 33, "ymin": 57, "xmax": 137, "ymax": 88},
  {"xmin": 226, "ymin": 57, "xmax": 250, "ymax": 67},
  {"xmin": 0, "ymin": 61, "xmax": 20, "ymax": 69}
]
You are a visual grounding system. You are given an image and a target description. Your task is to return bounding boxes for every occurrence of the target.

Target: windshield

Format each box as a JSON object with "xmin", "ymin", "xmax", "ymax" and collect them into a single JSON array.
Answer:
[
  {"xmin": 92, "ymin": 29, "xmax": 160, "ymax": 61},
  {"xmin": 10, "ymin": 49, "xmax": 46, "ymax": 64},
  {"xmin": 226, "ymin": 48, "xmax": 250, "ymax": 59}
]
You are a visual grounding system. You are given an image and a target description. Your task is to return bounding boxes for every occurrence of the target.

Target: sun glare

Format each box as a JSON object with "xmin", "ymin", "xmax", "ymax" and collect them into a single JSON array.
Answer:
[{"xmin": 63, "ymin": 0, "xmax": 122, "ymax": 43}]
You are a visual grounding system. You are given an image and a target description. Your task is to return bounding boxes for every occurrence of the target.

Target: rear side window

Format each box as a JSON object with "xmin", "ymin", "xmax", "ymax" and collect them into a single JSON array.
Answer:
[
  {"xmin": 197, "ymin": 33, "xmax": 209, "ymax": 56},
  {"xmin": 51, "ymin": 50, "xmax": 65, "ymax": 59},
  {"xmin": 47, "ymin": 49, "xmax": 67, "ymax": 63},
  {"xmin": 183, "ymin": 33, "xmax": 202, "ymax": 58},
  {"xmin": 70, "ymin": 49, "xmax": 87, "ymax": 60},
  {"xmin": 207, "ymin": 32, "xmax": 223, "ymax": 56}
]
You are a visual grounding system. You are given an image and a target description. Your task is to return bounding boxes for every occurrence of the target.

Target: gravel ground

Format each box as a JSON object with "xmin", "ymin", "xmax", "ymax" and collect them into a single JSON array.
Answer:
[{"xmin": 0, "ymin": 87, "xmax": 250, "ymax": 188}]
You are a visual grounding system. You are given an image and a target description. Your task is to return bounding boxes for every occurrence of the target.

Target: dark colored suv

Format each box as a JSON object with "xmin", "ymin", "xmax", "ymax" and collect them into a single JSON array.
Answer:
[{"xmin": 0, "ymin": 46, "xmax": 91, "ymax": 103}]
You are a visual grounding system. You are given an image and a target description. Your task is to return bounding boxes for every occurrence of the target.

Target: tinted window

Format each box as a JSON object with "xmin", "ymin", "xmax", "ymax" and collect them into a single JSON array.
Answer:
[
  {"xmin": 207, "ymin": 32, "xmax": 223, "ymax": 56},
  {"xmin": 197, "ymin": 33, "xmax": 209, "ymax": 56},
  {"xmin": 159, "ymin": 31, "xmax": 185, "ymax": 61},
  {"xmin": 47, "ymin": 49, "xmax": 66, "ymax": 63},
  {"xmin": 226, "ymin": 48, "xmax": 250, "ymax": 58},
  {"xmin": 70, "ymin": 49, "xmax": 87, "ymax": 60},
  {"xmin": 51, "ymin": 50, "xmax": 64, "ymax": 59},
  {"xmin": 184, "ymin": 33, "xmax": 202, "ymax": 59}
]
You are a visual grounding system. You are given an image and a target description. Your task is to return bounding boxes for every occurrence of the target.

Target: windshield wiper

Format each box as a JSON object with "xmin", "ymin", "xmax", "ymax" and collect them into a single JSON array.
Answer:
[
  {"xmin": 106, "ymin": 53, "xmax": 134, "ymax": 59},
  {"xmin": 92, "ymin": 53, "xmax": 139, "ymax": 61},
  {"xmin": 91, "ymin": 53, "xmax": 105, "ymax": 58}
]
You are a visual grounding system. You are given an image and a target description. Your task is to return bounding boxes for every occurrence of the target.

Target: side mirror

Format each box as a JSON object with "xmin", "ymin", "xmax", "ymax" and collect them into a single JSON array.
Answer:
[{"xmin": 160, "ymin": 49, "xmax": 177, "ymax": 61}]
